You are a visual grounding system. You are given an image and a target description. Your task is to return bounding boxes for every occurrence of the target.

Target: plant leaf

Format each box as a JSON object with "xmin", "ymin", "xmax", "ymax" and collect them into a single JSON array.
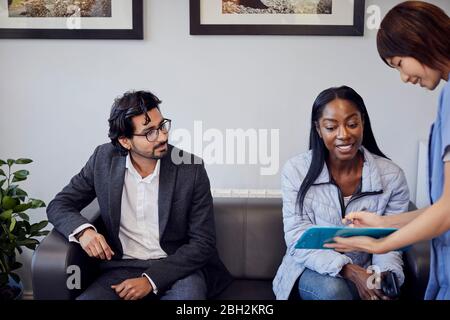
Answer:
[
  {"xmin": 17, "ymin": 212, "xmax": 30, "ymax": 221},
  {"xmin": 15, "ymin": 189, "xmax": 28, "ymax": 197},
  {"xmin": 12, "ymin": 176, "xmax": 26, "ymax": 183},
  {"xmin": 9, "ymin": 217, "xmax": 16, "ymax": 232},
  {"xmin": 0, "ymin": 209, "xmax": 13, "ymax": 221},
  {"xmin": 13, "ymin": 202, "xmax": 32, "ymax": 213},
  {"xmin": 23, "ymin": 220, "xmax": 31, "ymax": 233},
  {"xmin": 7, "ymin": 159, "xmax": 15, "ymax": 167},
  {"xmin": 30, "ymin": 221, "xmax": 48, "ymax": 234},
  {"xmin": 0, "ymin": 169, "xmax": 6, "ymax": 177},
  {"xmin": 0, "ymin": 273, "xmax": 8, "ymax": 287},
  {"xmin": 12, "ymin": 262, "xmax": 23, "ymax": 269},
  {"xmin": 9, "ymin": 273, "xmax": 21, "ymax": 282},
  {"xmin": 0, "ymin": 159, "xmax": 6, "ymax": 166},
  {"xmin": 1, "ymin": 223, "xmax": 10, "ymax": 235},
  {"xmin": 2, "ymin": 196, "xmax": 18, "ymax": 210},
  {"xmin": 14, "ymin": 188, "xmax": 28, "ymax": 202},
  {"xmin": 15, "ymin": 159, "xmax": 33, "ymax": 165},
  {"xmin": 6, "ymin": 185, "xmax": 18, "ymax": 196},
  {"xmin": 0, "ymin": 179, "xmax": 6, "ymax": 188},
  {"xmin": 35, "ymin": 230, "xmax": 50, "ymax": 236},
  {"xmin": 30, "ymin": 199, "xmax": 46, "ymax": 209},
  {"xmin": 16, "ymin": 238, "xmax": 39, "ymax": 247},
  {"xmin": 13, "ymin": 170, "xmax": 29, "ymax": 179}
]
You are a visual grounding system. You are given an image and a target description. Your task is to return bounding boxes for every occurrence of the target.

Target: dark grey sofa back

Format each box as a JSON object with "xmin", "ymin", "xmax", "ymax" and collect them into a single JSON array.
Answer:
[{"xmin": 213, "ymin": 198, "xmax": 285, "ymax": 280}]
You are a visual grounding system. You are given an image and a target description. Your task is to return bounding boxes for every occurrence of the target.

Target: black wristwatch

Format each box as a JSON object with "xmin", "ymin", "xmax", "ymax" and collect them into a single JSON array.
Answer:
[{"xmin": 75, "ymin": 227, "xmax": 93, "ymax": 241}]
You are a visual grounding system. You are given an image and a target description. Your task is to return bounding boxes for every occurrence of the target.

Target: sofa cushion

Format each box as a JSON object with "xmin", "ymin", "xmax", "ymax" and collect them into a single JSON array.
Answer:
[{"xmin": 214, "ymin": 280, "xmax": 275, "ymax": 300}]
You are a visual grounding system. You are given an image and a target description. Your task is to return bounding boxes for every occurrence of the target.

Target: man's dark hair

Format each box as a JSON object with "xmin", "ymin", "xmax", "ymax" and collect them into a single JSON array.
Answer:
[{"xmin": 108, "ymin": 90, "xmax": 162, "ymax": 154}]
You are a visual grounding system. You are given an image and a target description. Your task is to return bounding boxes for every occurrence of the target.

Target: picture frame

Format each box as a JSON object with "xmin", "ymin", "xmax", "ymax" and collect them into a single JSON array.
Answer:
[
  {"xmin": 0, "ymin": 0, "xmax": 143, "ymax": 39},
  {"xmin": 190, "ymin": 0, "xmax": 365, "ymax": 36}
]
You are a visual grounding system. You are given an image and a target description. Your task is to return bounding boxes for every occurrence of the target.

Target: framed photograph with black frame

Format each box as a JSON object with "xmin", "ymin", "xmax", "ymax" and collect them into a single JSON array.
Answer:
[
  {"xmin": 190, "ymin": 0, "xmax": 365, "ymax": 36},
  {"xmin": 0, "ymin": 0, "xmax": 143, "ymax": 39}
]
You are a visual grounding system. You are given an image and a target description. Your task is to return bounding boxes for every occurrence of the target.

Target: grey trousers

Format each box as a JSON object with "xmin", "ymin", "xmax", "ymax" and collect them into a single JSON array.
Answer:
[{"xmin": 76, "ymin": 259, "xmax": 207, "ymax": 300}]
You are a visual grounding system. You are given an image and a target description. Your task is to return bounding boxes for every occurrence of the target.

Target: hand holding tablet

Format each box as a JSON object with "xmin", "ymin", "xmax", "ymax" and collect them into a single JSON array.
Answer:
[{"xmin": 295, "ymin": 226, "xmax": 406, "ymax": 250}]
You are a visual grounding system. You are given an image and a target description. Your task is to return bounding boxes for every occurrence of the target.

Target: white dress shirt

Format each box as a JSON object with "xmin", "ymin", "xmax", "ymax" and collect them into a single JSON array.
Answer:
[
  {"xmin": 119, "ymin": 155, "xmax": 167, "ymax": 261},
  {"xmin": 69, "ymin": 155, "xmax": 167, "ymax": 294}
]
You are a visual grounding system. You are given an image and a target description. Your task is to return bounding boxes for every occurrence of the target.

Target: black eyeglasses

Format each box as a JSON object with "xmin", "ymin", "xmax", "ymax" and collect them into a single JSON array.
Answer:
[{"xmin": 132, "ymin": 119, "xmax": 172, "ymax": 142}]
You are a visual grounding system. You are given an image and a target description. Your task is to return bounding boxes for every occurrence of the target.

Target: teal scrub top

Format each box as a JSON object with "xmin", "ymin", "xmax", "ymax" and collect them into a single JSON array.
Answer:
[{"xmin": 425, "ymin": 77, "xmax": 450, "ymax": 300}]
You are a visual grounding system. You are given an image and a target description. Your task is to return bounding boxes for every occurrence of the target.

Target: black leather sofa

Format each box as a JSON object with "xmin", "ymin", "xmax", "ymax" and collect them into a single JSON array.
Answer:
[{"xmin": 31, "ymin": 198, "xmax": 430, "ymax": 300}]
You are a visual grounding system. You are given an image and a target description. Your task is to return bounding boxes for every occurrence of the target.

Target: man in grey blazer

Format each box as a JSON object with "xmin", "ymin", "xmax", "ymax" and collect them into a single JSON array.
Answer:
[{"xmin": 47, "ymin": 90, "xmax": 232, "ymax": 300}]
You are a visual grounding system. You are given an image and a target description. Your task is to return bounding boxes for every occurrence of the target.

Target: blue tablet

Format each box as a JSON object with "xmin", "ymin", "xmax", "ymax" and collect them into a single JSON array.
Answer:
[{"xmin": 295, "ymin": 226, "xmax": 399, "ymax": 250}]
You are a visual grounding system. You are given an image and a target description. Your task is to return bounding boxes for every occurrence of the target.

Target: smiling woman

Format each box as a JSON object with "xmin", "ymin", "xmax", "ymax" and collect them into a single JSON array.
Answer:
[
  {"xmin": 386, "ymin": 57, "xmax": 445, "ymax": 90},
  {"xmin": 297, "ymin": 86, "xmax": 388, "ymax": 214},
  {"xmin": 272, "ymin": 85, "xmax": 410, "ymax": 300},
  {"xmin": 376, "ymin": 1, "xmax": 449, "ymax": 89}
]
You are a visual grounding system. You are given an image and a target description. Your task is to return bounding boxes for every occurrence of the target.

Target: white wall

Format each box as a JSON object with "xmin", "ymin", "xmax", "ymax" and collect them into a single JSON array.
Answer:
[{"xmin": 1, "ymin": 0, "xmax": 448, "ymax": 295}]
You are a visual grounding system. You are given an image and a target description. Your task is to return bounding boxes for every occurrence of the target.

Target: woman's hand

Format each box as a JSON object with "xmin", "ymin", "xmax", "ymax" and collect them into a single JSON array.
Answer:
[
  {"xmin": 343, "ymin": 211, "xmax": 384, "ymax": 228},
  {"xmin": 340, "ymin": 264, "xmax": 389, "ymax": 300},
  {"xmin": 324, "ymin": 236, "xmax": 387, "ymax": 254}
]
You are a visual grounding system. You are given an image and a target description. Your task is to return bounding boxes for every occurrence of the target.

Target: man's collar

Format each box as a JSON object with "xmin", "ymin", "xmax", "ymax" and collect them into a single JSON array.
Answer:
[{"xmin": 125, "ymin": 154, "xmax": 160, "ymax": 183}]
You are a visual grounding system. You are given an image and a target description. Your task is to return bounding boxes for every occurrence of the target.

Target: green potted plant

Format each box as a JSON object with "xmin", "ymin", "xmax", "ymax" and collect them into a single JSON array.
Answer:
[{"xmin": 0, "ymin": 158, "xmax": 49, "ymax": 300}]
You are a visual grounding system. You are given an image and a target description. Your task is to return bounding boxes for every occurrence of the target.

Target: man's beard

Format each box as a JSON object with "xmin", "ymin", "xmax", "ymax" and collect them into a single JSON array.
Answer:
[
  {"xmin": 150, "ymin": 141, "xmax": 168, "ymax": 159},
  {"xmin": 149, "ymin": 148, "xmax": 168, "ymax": 159},
  {"xmin": 132, "ymin": 141, "xmax": 168, "ymax": 160}
]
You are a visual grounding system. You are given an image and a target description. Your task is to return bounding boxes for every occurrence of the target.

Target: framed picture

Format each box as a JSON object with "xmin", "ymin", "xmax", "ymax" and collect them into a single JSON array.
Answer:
[
  {"xmin": 190, "ymin": 0, "xmax": 365, "ymax": 36},
  {"xmin": 0, "ymin": 0, "xmax": 143, "ymax": 39}
]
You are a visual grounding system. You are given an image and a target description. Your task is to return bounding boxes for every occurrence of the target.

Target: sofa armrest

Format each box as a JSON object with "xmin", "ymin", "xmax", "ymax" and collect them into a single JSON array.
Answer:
[
  {"xmin": 31, "ymin": 201, "xmax": 101, "ymax": 300},
  {"xmin": 31, "ymin": 229, "xmax": 99, "ymax": 300},
  {"xmin": 402, "ymin": 240, "xmax": 430, "ymax": 300}
]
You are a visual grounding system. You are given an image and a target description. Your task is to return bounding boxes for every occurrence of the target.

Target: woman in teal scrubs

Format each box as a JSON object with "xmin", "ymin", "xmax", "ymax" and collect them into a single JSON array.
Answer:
[{"xmin": 325, "ymin": 1, "xmax": 450, "ymax": 299}]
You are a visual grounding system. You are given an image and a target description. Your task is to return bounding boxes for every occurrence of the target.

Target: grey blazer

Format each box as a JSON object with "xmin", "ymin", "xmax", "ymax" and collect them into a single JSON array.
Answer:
[{"xmin": 46, "ymin": 143, "xmax": 232, "ymax": 298}]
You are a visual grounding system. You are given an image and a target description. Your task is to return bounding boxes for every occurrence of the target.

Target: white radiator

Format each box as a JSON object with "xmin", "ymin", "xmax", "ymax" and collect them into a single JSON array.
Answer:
[{"xmin": 212, "ymin": 189, "xmax": 281, "ymax": 198}]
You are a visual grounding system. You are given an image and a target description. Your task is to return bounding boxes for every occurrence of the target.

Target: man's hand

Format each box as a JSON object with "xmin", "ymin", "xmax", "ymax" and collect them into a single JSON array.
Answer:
[
  {"xmin": 340, "ymin": 264, "xmax": 389, "ymax": 300},
  {"xmin": 78, "ymin": 228, "xmax": 115, "ymax": 260},
  {"xmin": 342, "ymin": 211, "xmax": 384, "ymax": 228},
  {"xmin": 111, "ymin": 277, "xmax": 153, "ymax": 300}
]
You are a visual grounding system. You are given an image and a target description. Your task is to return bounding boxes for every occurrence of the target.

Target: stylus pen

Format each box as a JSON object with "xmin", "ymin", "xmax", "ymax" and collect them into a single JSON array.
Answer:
[{"xmin": 344, "ymin": 207, "xmax": 367, "ymax": 226}]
